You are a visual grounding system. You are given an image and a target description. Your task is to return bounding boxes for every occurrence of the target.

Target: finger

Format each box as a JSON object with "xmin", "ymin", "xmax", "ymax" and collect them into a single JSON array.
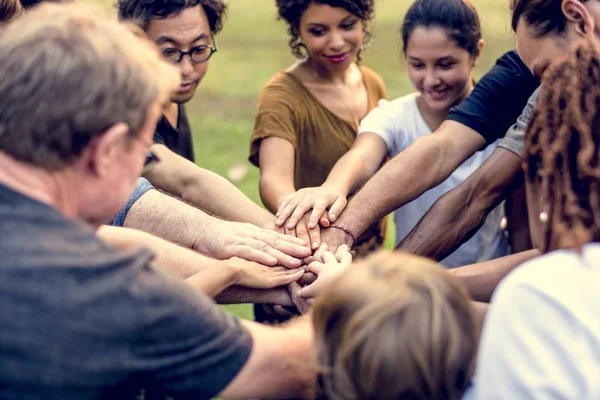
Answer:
[
  {"xmin": 303, "ymin": 243, "xmax": 328, "ymax": 264},
  {"xmin": 319, "ymin": 212, "xmax": 330, "ymax": 228},
  {"xmin": 285, "ymin": 203, "xmax": 313, "ymax": 230},
  {"xmin": 295, "ymin": 221, "xmax": 311, "ymax": 251},
  {"xmin": 260, "ymin": 246, "xmax": 303, "ymax": 269},
  {"xmin": 308, "ymin": 200, "xmax": 328, "ymax": 229},
  {"xmin": 335, "ymin": 244, "xmax": 353, "ymax": 263},
  {"xmin": 235, "ymin": 247, "xmax": 278, "ymax": 266},
  {"xmin": 275, "ymin": 193, "xmax": 295, "ymax": 219},
  {"xmin": 322, "ymin": 250, "xmax": 337, "ymax": 264},
  {"xmin": 308, "ymin": 223, "xmax": 321, "ymax": 251},
  {"xmin": 274, "ymin": 268, "xmax": 305, "ymax": 286},
  {"xmin": 299, "ymin": 272, "xmax": 317, "ymax": 286},
  {"xmin": 306, "ymin": 261, "xmax": 325, "ymax": 275},
  {"xmin": 328, "ymin": 197, "xmax": 347, "ymax": 223},
  {"xmin": 258, "ymin": 231, "xmax": 311, "ymax": 258},
  {"xmin": 299, "ymin": 280, "xmax": 322, "ymax": 299},
  {"xmin": 277, "ymin": 195, "xmax": 305, "ymax": 228},
  {"xmin": 288, "ymin": 282, "xmax": 311, "ymax": 314}
]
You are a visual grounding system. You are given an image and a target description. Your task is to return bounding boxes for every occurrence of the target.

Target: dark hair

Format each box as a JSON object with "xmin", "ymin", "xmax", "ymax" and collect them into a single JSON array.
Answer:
[
  {"xmin": 18, "ymin": 0, "xmax": 66, "ymax": 10},
  {"xmin": 524, "ymin": 40, "xmax": 600, "ymax": 252},
  {"xmin": 0, "ymin": 0, "xmax": 22, "ymax": 21},
  {"xmin": 117, "ymin": 0, "xmax": 227, "ymax": 35},
  {"xmin": 276, "ymin": 0, "xmax": 374, "ymax": 60},
  {"xmin": 510, "ymin": 0, "xmax": 588, "ymax": 37},
  {"xmin": 401, "ymin": 0, "xmax": 481, "ymax": 57}
]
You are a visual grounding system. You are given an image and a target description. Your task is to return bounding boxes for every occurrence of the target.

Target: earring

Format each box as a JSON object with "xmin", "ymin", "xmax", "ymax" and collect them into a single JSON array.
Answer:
[{"xmin": 539, "ymin": 211, "xmax": 549, "ymax": 223}]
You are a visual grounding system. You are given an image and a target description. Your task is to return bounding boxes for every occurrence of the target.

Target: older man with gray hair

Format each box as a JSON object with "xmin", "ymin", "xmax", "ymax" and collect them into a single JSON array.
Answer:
[{"xmin": 0, "ymin": 4, "xmax": 314, "ymax": 399}]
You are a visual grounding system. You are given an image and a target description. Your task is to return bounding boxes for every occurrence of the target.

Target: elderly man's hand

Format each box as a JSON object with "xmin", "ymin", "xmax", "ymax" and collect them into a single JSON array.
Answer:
[{"xmin": 197, "ymin": 220, "xmax": 312, "ymax": 268}]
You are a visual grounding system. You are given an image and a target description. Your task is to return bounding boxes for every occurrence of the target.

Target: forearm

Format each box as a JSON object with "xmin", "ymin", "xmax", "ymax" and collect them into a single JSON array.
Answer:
[
  {"xmin": 97, "ymin": 225, "xmax": 240, "ymax": 297},
  {"xmin": 450, "ymin": 249, "xmax": 540, "ymax": 302},
  {"xmin": 97, "ymin": 225, "xmax": 212, "ymax": 278},
  {"xmin": 177, "ymin": 168, "xmax": 274, "ymax": 227},
  {"xmin": 215, "ymin": 286, "xmax": 294, "ymax": 306},
  {"xmin": 259, "ymin": 175, "xmax": 296, "ymax": 214},
  {"xmin": 122, "ymin": 189, "xmax": 217, "ymax": 251},
  {"xmin": 222, "ymin": 315, "xmax": 315, "ymax": 399},
  {"xmin": 322, "ymin": 149, "xmax": 378, "ymax": 195},
  {"xmin": 336, "ymin": 134, "xmax": 457, "ymax": 236},
  {"xmin": 398, "ymin": 183, "xmax": 492, "ymax": 261}
]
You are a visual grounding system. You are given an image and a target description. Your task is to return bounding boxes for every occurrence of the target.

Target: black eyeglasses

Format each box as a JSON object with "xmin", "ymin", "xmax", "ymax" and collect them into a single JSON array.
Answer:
[{"xmin": 160, "ymin": 36, "xmax": 218, "ymax": 64}]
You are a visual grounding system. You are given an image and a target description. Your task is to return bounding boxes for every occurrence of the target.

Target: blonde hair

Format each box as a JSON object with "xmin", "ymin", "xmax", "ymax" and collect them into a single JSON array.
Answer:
[
  {"xmin": 0, "ymin": 3, "xmax": 179, "ymax": 169},
  {"xmin": 313, "ymin": 251, "xmax": 477, "ymax": 400}
]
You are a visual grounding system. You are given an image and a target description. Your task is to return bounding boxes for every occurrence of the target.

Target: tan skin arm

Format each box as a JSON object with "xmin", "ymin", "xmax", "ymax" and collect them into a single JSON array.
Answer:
[
  {"xmin": 398, "ymin": 147, "xmax": 525, "ymax": 260},
  {"xmin": 97, "ymin": 225, "xmax": 304, "ymax": 300},
  {"xmin": 145, "ymin": 143, "xmax": 276, "ymax": 228},
  {"xmin": 450, "ymin": 249, "xmax": 540, "ymax": 303},
  {"xmin": 258, "ymin": 137, "xmax": 321, "ymax": 249},
  {"xmin": 275, "ymin": 133, "xmax": 389, "ymax": 230},
  {"xmin": 320, "ymin": 120, "xmax": 486, "ymax": 251},
  {"xmin": 122, "ymin": 189, "xmax": 310, "ymax": 268},
  {"xmin": 219, "ymin": 315, "xmax": 316, "ymax": 400}
]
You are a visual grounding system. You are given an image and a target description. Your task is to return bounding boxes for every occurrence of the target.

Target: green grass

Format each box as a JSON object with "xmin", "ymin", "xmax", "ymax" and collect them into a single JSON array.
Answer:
[{"xmin": 88, "ymin": 0, "xmax": 516, "ymax": 319}]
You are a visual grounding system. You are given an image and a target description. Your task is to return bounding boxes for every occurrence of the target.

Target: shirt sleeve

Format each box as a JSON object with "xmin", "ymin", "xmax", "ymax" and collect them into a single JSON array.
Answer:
[
  {"xmin": 109, "ymin": 178, "xmax": 154, "ymax": 227},
  {"xmin": 249, "ymin": 77, "xmax": 299, "ymax": 167},
  {"xmin": 472, "ymin": 277, "xmax": 600, "ymax": 399},
  {"xmin": 498, "ymin": 87, "xmax": 541, "ymax": 157},
  {"xmin": 358, "ymin": 99, "xmax": 408, "ymax": 154},
  {"xmin": 131, "ymin": 267, "xmax": 253, "ymax": 399},
  {"xmin": 447, "ymin": 51, "xmax": 540, "ymax": 144}
]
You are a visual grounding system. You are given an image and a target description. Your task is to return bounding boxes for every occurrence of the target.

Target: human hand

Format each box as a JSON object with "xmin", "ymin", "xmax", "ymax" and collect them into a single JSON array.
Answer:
[
  {"xmin": 275, "ymin": 187, "xmax": 348, "ymax": 232},
  {"xmin": 288, "ymin": 282, "xmax": 312, "ymax": 314},
  {"xmin": 303, "ymin": 227, "xmax": 354, "ymax": 264},
  {"xmin": 201, "ymin": 221, "xmax": 312, "ymax": 268},
  {"xmin": 226, "ymin": 257, "xmax": 305, "ymax": 289},
  {"xmin": 299, "ymin": 245, "xmax": 352, "ymax": 300},
  {"xmin": 285, "ymin": 212, "xmax": 322, "ymax": 251}
]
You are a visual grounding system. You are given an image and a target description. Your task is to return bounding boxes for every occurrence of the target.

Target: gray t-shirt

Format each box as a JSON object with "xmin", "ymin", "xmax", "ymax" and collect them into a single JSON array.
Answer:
[
  {"xmin": 0, "ymin": 183, "xmax": 252, "ymax": 400},
  {"xmin": 498, "ymin": 87, "xmax": 540, "ymax": 157}
]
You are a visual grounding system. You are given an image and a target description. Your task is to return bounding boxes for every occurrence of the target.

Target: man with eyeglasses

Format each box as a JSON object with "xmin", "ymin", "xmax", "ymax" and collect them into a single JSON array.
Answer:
[{"xmin": 110, "ymin": 0, "xmax": 312, "ymax": 275}]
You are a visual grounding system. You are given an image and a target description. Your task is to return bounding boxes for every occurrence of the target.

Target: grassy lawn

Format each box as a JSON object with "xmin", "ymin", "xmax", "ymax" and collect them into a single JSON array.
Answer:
[{"xmin": 88, "ymin": 0, "xmax": 516, "ymax": 320}]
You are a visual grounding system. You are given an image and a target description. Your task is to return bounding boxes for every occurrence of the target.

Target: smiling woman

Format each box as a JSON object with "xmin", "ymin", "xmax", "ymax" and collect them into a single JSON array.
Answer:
[{"xmin": 249, "ymin": 0, "xmax": 387, "ymax": 256}]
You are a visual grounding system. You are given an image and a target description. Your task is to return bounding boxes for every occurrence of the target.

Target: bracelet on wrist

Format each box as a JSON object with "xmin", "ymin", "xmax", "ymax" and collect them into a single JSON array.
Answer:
[{"xmin": 329, "ymin": 225, "xmax": 357, "ymax": 246}]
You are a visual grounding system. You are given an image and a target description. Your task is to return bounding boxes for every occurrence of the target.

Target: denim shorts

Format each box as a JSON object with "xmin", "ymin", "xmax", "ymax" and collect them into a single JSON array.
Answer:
[{"xmin": 110, "ymin": 178, "xmax": 154, "ymax": 227}]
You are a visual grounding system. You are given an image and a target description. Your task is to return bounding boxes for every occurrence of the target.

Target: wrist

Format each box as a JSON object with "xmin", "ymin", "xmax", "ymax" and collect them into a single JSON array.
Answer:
[
  {"xmin": 222, "ymin": 259, "xmax": 242, "ymax": 286},
  {"xmin": 328, "ymin": 225, "xmax": 357, "ymax": 246}
]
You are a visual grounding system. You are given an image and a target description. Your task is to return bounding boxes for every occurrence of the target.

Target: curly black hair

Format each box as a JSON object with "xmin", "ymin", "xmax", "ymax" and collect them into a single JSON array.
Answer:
[
  {"xmin": 117, "ymin": 0, "xmax": 227, "ymax": 35},
  {"xmin": 276, "ymin": 0, "xmax": 375, "ymax": 60}
]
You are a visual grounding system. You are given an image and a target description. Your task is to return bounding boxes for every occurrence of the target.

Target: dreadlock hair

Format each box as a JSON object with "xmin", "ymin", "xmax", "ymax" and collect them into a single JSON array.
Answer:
[{"xmin": 524, "ymin": 40, "xmax": 600, "ymax": 253}]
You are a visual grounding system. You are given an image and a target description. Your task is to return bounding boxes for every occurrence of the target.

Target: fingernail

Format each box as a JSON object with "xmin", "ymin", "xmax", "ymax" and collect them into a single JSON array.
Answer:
[
  {"xmin": 330, "ymin": 214, "xmax": 336, "ymax": 220},
  {"xmin": 312, "ymin": 241, "xmax": 318, "ymax": 249}
]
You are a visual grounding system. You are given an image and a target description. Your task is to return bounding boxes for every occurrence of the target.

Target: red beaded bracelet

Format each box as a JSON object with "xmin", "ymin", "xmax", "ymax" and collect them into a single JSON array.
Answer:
[{"xmin": 329, "ymin": 225, "xmax": 357, "ymax": 246}]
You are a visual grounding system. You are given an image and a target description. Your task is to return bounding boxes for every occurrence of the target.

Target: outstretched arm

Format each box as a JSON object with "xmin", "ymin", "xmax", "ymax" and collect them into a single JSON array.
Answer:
[
  {"xmin": 145, "ymin": 143, "xmax": 276, "ymax": 228},
  {"xmin": 398, "ymin": 147, "xmax": 523, "ymax": 260},
  {"xmin": 449, "ymin": 249, "xmax": 540, "ymax": 302},
  {"xmin": 97, "ymin": 225, "xmax": 304, "ymax": 299},
  {"xmin": 320, "ymin": 121, "xmax": 485, "ymax": 250},
  {"xmin": 122, "ymin": 189, "xmax": 310, "ymax": 268}
]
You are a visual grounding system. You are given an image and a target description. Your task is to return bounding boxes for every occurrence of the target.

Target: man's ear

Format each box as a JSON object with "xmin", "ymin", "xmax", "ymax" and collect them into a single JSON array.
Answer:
[
  {"xmin": 87, "ymin": 123, "xmax": 130, "ymax": 177},
  {"xmin": 563, "ymin": 0, "xmax": 595, "ymax": 38}
]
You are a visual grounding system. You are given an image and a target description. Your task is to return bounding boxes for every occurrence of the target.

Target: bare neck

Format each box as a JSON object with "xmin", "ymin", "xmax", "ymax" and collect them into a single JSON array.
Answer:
[
  {"xmin": 0, "ymin": 151, "xmax": 79, "ymax": 219},
  {"xmin": 298, "ymin": 57, "xmax": 356, "ymax": 85}
]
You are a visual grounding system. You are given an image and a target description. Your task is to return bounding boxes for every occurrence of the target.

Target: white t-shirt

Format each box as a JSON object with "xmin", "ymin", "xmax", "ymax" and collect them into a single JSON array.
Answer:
[
  {"xmin": 470, "ymin": 244, "xmax": 600, "ymax": 399},
  {"xmin": 358, "ymin": 93, "xmax": 508, "ymax": 267}
]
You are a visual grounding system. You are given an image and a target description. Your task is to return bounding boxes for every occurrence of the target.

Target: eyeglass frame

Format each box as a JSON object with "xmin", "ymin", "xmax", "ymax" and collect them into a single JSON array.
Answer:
[{"xmin": 159, "ymin": 35, "xmax": 218, "ymax": 65}]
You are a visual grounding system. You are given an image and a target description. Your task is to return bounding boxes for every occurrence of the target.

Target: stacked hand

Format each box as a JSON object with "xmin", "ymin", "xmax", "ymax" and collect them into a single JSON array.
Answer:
[
  {"xmin": 199, "ymin": 220, "xmax": 312, "ymax": 268},
  {"xmin": 274, "ymin": 187, "xmax": 348, "ymax": 250}
]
